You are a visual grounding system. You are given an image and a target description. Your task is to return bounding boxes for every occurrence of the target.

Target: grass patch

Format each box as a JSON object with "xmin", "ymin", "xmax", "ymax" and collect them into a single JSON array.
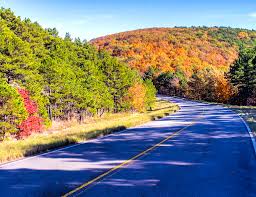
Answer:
[
  {"xmin": 227, "ymin": 106, "xmax": 256, "ymax": 135},
  {"xmin": 0, "ymin": 100, "xmax": 179, "ymax": 164}
]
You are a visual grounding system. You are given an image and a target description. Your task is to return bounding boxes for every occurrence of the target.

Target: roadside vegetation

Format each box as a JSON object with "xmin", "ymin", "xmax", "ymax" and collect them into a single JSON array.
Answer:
[
  {"xmin": 0, "ymin": 100, "xmax": 179, "ymax": 164},
  {"xmin": 1, "ymin": 7, "xmax": 255, "ymax": 163},
  {"xmin": 228, "ymin": 46, "xmax": 256, "ymax": 106},
  {"xmin": 227, "ymin": 45, "xmax": 256, "ymax": 132},
  {"xmin": 228, "ymin": 106, "xmax": 256, "ymax": 134},
  {"xmin": 0, "ymin": 8, "xmax": 157, "ymax": 140}
]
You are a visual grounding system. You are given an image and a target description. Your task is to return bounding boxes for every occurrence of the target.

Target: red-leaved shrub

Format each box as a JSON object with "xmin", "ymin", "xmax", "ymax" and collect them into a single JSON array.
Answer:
[
  {"xmin": 18, "ymin": 89, "xmax": 42, "ymax": 138},
  {"xmin": 18, "ymin": 116, "xmax": 43, "ymax": 138},
  {"xmin": 18, "ymin": 89, "xmax": 38, "ymax": 114}
]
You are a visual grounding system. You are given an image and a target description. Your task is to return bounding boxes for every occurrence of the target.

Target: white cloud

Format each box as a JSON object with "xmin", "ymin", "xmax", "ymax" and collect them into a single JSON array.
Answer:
[{"xmin": 249, "ymin": 13, "xmax": 256, "ymax": 18}]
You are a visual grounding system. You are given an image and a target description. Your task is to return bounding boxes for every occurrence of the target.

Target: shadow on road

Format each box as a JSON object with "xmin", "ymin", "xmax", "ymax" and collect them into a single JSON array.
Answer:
[{"xmin": 1, "ymin": 98, "xmax": 256, "ymax": 197}]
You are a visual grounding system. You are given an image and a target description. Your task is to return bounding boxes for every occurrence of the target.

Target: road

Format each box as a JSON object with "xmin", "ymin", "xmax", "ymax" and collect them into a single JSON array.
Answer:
[{"xmin": 0, "ymin": 96, "xmax": 256, "ymax": 197}]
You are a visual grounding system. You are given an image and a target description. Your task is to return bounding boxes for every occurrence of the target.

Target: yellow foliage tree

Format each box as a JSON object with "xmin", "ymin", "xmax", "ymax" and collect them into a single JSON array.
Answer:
[
  {"xmin": 215, "ymin": 74, "xmax": 234, "ymax": 103},
  {"xmin": 126, "ymin": 83, "xmax": 147, "ymax": 112},
  {"xmin": 238, "ymin": 32, "xmax": 249, "ymax": 39}
]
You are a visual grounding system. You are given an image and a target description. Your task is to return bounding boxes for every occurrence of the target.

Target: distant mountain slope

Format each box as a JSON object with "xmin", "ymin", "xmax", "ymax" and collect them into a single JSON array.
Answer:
[
  {"xmin": 91, "ymin": 27, "xmax": 256, "ymax": 75},
  {"xmin": 91, "ymin": 27, "xmax": 256, "ymax": 103}
]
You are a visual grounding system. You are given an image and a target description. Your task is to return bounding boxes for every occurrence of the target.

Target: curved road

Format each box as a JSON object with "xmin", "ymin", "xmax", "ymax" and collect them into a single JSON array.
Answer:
[{"xmin": 0, "ymin": 96, "xmax": 256, "ymax": 197}]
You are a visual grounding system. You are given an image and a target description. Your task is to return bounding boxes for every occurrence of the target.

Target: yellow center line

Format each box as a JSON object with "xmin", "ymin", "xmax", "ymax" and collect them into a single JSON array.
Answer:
[{"xmin": 63, "ymin": 120, "xmax": 198, "ymax": 197}]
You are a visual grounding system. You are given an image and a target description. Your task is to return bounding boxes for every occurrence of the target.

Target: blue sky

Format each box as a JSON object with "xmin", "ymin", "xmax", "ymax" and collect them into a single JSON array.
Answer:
[{"xmin": 1, "ymin": 0, "xmax": 256, "ymax": 40}]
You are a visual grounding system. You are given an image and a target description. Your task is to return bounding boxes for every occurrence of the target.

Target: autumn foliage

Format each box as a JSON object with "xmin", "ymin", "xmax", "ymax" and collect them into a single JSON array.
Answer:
[
  {"xmin": 2, "ymin": 7, "xmax": 256, "ymax": 140},
  {"xmin": 91, "ymin": 27, "xmax": 243, "ymax": 74},
  {"xmin": 126, "ymin": 83, "xmax": 147, "ymax": 112},
  {"xmin": 91, "ymin": 27, "xmax": 256, "ymax": 102},
  {"xmin": 18, "ymin": 89, "xmax": 42, "ymax": 138},
  {"xmin": 18, "ymin": 89, "xmax": 38, "ymax": 114}
]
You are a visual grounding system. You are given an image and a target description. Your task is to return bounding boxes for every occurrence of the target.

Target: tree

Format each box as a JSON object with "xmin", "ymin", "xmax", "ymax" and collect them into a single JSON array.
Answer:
[
  {"xmin": 64, "ymin": 32, "xmax": 72, "ymax": 41},
  {"xmin": 98, "ymin": 51, "xmax": 138, "ymax": 112},
  {"xmin": 0, "ymin": 77, "xmax": 27, "ymax": 140},
  {"xmin": 144, "ymin": 79, "xmax": 157, "ymax": 110},
  {"xmin": 155, "ymin": 72, "xmax": 174, "ymax": 95},
  {"xmin": 143, "ymin": 66, "xmax": 156, "ymax": 81},
  {"xmin": 46, "ymin": 28, "xmax": 59, "ymax": 37},
  {"xmin": 229, "ymin": 46, "xmax": 256, "ymax": 105},
  {"xmin": 0, "ymin": 8, "xmax": 156, "ymax": 138},
  {"xmin": 126, "ymin": 82, "xmax": 147, "ymax": 112}
]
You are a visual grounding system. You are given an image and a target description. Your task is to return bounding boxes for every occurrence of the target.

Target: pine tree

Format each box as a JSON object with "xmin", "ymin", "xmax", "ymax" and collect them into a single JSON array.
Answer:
[
  {"xmin": 0, "ymin": 77, "xmax": 28, "ymax": 139},
  {"xmin": 229, "ymin": 47, "xmax": 256, "ymax": 105},
  {"xmin": 0, "ymin": 8, "xmax": 156, "ymax": 138}
]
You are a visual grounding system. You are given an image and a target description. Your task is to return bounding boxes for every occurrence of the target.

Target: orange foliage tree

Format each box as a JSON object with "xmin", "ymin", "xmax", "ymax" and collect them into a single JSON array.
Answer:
[{"xmin": 125, "ymin": 83, "xmax": 147, "ymax": 112}]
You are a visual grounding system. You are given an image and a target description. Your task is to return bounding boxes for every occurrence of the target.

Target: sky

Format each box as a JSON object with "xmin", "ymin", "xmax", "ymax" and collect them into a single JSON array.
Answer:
[{"xmin": 1, "ymin": 0, "xmax": 256, "ymax": 40}]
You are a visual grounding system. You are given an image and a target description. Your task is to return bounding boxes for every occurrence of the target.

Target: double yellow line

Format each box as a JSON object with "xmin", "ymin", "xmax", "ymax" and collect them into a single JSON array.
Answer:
[{"xmin": 63, "ymin": 121, "xmax": 197, "ymax": 197}]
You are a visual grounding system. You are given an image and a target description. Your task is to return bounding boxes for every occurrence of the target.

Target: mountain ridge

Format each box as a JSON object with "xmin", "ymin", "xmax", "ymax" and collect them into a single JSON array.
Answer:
[{"xmin": 91, "ymin": 26, "xmax": 256, "ymax": 74}]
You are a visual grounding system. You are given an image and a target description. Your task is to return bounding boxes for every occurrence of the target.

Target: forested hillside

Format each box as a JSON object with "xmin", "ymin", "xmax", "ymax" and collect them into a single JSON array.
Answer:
[
  {"xmin": 1, "ymin": 7, "xmax": 255, "ymax": 141},
  {"xmin": 0, "ymin": 8, "xmax": 156, "ymax": 140},
  {"xmin": 91, "ymin": 27, "xmax": 256, "ymax": 103}
]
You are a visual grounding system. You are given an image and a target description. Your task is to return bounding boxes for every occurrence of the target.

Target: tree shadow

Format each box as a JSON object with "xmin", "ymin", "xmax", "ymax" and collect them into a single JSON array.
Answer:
[{"xmin": 1, "ymin": 98, "xmax": 256, "ymax": 197}]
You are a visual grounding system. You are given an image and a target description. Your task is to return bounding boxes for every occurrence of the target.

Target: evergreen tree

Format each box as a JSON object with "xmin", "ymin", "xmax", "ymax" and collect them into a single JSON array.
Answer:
[
  {"xmin": 98, "ymin": 51, "xmax": 138, "ymax": 112},
  {"xmin": 0, "ymin": 77, "xmax": 28, "ymax": 139},
  {"xmin": 229, "ymin": 47, "xmax": 256, "ymax": 105},
  {"xmin": 0, "ymin": 8, "xmax": 156, "ymax": 138},
  {"xmin": 144, "ymin": 79, "xmax": 157, "ymax": 110}
]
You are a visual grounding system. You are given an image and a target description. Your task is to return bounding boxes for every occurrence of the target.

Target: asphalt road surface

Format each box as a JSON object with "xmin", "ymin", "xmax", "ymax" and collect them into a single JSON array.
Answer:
[{"xmin": 1, "ymin": 96, "xmax": 256, "ymax": 197}]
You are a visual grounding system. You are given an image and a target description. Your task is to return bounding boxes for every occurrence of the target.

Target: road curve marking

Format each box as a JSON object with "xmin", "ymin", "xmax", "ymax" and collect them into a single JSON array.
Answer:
[
  {"xmin": 237, "ymin": 113, "xmax": 256, "ymax": 157},
  {"xmin": 62, "ymin": 120, "xmax": 199, "ymax": 197}
]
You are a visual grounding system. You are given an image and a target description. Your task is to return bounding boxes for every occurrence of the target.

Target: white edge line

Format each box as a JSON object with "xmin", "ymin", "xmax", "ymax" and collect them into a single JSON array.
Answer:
[
  {"xmin": 167, "ymin": 95, "xmax": 256, "ymax": 158},
  {"xmin": 237, "ymin": 113, "xmax": 256, "ymax": 157},
  {"xmin": 218, "ymin": 105, "xmax": 256, "ymax": 158}
]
